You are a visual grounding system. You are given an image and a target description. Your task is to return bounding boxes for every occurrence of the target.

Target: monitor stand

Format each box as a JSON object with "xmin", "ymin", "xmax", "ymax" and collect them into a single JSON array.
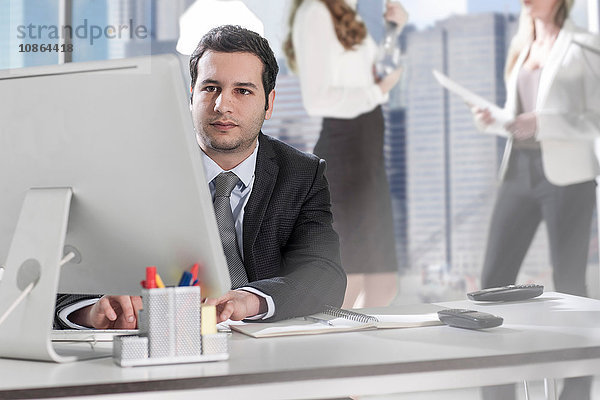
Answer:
[{"xmin": 0, "ymin": 188, "xmax": 109, "ymax": 362}]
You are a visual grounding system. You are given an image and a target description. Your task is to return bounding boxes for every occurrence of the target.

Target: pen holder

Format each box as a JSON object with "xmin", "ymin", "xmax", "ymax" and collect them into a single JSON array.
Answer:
[
  {"xmin": 173, "ymin": 286, "xmax": 202, "ymax": 357},
  {"xmin": 114, "ymin": 285, "xmax": 228, "ymax": 367},
  {"xmin": 113, "ymin": 335, "xmax": 148, "ymax": 363},
  {"xmin": 202, "ymin": 333, "xmax": 228, "ymax": 355},
  {"xmin": 141, "ymin": 286, "xmax": 202, "ymax": 358},
  {"xmin": 142, "ymin": 288, "xmax": 175, "ymax": 358}
]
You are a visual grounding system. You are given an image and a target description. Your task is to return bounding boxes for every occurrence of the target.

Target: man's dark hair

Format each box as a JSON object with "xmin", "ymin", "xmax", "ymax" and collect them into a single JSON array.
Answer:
[{"xmin": 189, "ymin": 25, "xmax": 279, "ymax": 110}]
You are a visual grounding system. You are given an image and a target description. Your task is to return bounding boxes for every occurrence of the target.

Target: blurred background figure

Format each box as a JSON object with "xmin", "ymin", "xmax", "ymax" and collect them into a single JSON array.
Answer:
[
  {"xmin": 284, "ymin": 0, "xmax": 408, "ymax": 308},
  {"xmin": 472, "ymin": 0, "xmax": 600, "ymax": 398}
]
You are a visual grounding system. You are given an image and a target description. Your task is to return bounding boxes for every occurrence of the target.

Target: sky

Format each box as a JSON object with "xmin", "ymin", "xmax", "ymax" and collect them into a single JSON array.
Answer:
[{"xmin": 400, "ymin": 0, "xmax": 587, "ymax": 29}]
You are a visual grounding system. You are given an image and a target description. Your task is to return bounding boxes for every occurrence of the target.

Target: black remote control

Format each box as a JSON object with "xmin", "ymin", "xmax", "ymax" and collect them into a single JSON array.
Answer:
[
  {"xmin": 467, "ymin": 284, "xmax": 544, "ymax": 302},
  {"xmin": 438, "ymin": 309, "xmax": 503, "ymax": 330}
]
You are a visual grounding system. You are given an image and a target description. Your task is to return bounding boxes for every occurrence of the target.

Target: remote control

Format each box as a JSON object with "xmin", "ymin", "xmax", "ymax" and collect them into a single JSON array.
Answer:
[
  {"xmin": 467, "ymin": 284, "xmax": 544, "ymax": 302},
  {"xmin": 437, "ymin": 309, "xmax": 503, "ymax": 330}
]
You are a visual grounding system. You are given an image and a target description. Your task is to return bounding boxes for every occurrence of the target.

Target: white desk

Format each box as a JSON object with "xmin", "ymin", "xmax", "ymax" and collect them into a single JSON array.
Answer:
[{"xmin": 1, "ymin": 292, "xmax": 599, "ymax": 399}]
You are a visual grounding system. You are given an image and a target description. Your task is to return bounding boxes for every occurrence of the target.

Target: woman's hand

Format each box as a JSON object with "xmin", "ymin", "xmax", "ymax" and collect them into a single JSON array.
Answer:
[
  {"xmin": 384, "ymin": 1, "xmax": 409, "ymax": 30},
  {"xmin": 505, "ymin": 112, "xmax": 537, "ymax": 141},
  {"xmin": 471, "ymin": 106, "xmax": 495, "ymax": 128},
  {"xmin": 377, "ymin": 67, "xmax": 403, "ymax": 94}
]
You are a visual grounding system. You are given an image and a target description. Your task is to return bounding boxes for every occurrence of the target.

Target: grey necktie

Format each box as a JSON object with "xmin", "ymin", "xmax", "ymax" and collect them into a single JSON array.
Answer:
[{"xmin": 213, "ymin": 172, "xmax": 249, "ymax": 289}]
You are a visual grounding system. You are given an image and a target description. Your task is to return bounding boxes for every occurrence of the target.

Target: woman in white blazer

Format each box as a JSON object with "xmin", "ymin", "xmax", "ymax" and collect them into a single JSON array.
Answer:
[{"xmin": 474, "ymin": 0, "xmax": 599, "ymax": 399}]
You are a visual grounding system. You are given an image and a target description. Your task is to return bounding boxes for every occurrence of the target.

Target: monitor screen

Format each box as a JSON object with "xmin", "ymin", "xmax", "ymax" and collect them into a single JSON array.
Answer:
[{"xmin": 0, "ymin": 55, "xmax": 230, "ymax": 298}]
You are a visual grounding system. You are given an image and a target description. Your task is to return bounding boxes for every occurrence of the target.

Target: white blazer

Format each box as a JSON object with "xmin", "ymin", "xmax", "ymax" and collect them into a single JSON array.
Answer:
[{"xmin": 485, "ymin": 21, "xmax": 600, "ymax": 186}]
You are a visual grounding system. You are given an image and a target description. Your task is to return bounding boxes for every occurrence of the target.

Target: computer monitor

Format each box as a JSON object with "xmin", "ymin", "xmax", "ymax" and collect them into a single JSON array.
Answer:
[{"xmin": 0, "ymin": 55, "xmax": 231, "ymax": 361}]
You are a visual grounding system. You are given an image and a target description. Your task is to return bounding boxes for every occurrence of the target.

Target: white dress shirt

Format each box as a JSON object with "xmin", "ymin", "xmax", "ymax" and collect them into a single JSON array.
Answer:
[{"xmin": 292, "ymin": 0, "xmax": 387, "ymax": 119}]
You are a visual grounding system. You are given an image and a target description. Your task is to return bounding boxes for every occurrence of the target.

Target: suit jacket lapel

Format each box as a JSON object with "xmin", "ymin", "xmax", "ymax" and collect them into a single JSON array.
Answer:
[
  {"xmin": 242, "ymin": 133, "xmax": 278, "ymax": 280},
  {"xmin": 537, "ymin": 21, "xmax": 575, "ymax": 109}
]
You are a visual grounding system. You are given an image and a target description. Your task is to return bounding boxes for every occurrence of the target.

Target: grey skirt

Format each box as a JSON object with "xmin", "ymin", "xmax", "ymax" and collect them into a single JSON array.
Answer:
[{"xmin": 313, "ymin": 106, "xmax": 398, "ymax": 274}]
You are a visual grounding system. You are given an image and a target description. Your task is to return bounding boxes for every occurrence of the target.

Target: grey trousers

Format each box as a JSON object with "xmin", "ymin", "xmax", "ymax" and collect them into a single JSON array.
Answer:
[
  {"xmin": 482, "ymin": 147, "xmax": 596, "ymax": 296},
  {"xmin": 481, "ymin": 148, "xmax": 596, "ymax": 400}
]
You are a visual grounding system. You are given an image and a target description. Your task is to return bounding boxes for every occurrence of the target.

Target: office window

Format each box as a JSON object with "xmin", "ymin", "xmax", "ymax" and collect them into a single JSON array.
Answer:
[
  {"xmin": 71, "ymin": 0, "xmax": 156, "ymax": 62},
  {"xmin": 253, "ymin": 0, "xmax": 600, "ymax": 303},
  {"xmin": 1, "ymin": 0, "xmax": 60, "ymax": 69},
  {"xmin": 2, "ymin": 0, "xmax": 599, "ymax": 303},
  {"xmin": 70, "ymin": 0, "xmax": 111, "ymax": 62}
]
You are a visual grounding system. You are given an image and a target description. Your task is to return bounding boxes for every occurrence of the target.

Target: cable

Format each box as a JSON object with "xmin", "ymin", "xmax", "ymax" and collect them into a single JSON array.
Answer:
[
  {"xmin": 0, "ymin": 282, "xmax": 35, "ymax": 327},
  {"xmin": 0, "ymin": 252, "xmax": 75, "ymax": 328}
]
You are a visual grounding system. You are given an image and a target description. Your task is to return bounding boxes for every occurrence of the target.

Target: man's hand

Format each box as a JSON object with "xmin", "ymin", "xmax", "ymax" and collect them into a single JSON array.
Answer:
[
  {"xmin": 70, "ymin": 295, "xmax": 142, "ymax": 329},
  {"xmin": 204, "ymin": 290, "xmax": 267, "ymax": 323}
]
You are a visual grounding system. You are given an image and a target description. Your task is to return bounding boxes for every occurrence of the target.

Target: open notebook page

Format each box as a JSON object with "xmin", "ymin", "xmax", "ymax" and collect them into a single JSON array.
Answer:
[{"xmin": 229, "ymin": 317, "xmax": 374, "ymax": 338}]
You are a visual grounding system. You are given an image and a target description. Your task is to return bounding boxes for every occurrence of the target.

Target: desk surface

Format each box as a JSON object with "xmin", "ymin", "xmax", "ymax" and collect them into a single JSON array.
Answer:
[{"xmin": 1, "ymin": 292, "xmax": 600, "ymax": 399}]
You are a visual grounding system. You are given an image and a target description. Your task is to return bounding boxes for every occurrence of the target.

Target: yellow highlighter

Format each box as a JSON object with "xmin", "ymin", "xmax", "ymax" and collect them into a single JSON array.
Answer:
[{"xmin": 154, "ymin": 272, "xmax": 165, "ymax": 288}]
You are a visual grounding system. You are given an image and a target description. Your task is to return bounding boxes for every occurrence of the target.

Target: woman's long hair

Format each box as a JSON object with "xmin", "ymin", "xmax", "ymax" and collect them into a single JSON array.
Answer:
[
  {"xmin": 504, "ymin": 0, "xmax": 574, "ymax": 78},
  {"xmin": 284, "ymin": 0, "xmax": 367, "ymax": 73}
]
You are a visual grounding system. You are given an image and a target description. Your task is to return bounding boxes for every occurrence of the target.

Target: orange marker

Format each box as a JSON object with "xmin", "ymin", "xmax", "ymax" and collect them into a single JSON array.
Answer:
[{"xmin": 190, "ymin": 263, "xmax": 199, "ymax": 283}]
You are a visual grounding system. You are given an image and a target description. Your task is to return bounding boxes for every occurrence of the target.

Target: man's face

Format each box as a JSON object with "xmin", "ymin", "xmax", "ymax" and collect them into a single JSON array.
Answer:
[{"xmin": 191, "ymin": 51, "xmax": 275, "ymax": 158}]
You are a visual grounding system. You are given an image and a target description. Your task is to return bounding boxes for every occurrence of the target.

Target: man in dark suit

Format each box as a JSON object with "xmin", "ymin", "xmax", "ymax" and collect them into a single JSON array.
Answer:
[{"xmin": 55, "ymin": 25, "xmax": 346, "ymax": 327}]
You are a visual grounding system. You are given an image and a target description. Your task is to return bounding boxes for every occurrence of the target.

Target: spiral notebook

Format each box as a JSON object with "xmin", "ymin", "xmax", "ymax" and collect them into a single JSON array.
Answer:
[{"xmin": 230, "ymin": 304, "xmax": 444, "ymax": 338}]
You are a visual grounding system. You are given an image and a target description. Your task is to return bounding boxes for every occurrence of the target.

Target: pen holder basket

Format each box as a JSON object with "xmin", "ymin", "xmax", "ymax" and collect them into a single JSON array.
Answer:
[
  {"xmin": 141, "ymin": 286, "xmax": 201, "ymax": 358},
  {"xmin": 113, "ymin": 335, "xmax": 148, "ymax": 361},
  {"xmin": 202, "ymin": 332, "xmax": 228, "ymax": 355},
  {"xmin": 113, "ymin": 285, "xmax": 229, "ymax": 367},
  {"xmin": 173, "ymin": 286, "xmax": 202, "ymax": 357}
]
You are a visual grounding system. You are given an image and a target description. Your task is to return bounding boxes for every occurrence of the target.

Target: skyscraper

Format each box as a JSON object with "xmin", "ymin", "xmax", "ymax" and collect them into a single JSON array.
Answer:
[
  {"xmin": 405, "ymin": 24, "xmax": 449, "ymax": 270},
  {"xmin": 261, "ymin": 68, "xmax": 322, "ymax": 154},
  {"xmin": 439, "ymin": 13, "xmax": 513, "ymax": 278},
  {"xmin": 384, "ymin": 106, "xmax": 408, "ymax": 269}
]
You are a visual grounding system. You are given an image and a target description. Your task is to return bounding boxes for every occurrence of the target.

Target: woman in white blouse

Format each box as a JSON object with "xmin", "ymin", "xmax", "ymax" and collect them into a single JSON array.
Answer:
[
  {"xmin": 285, "ymin": 0, "xmax": 408, "ymax": 307},
  {"xmin": 473, "ymin": 0, "xmax": 599, "ymax": 398}
]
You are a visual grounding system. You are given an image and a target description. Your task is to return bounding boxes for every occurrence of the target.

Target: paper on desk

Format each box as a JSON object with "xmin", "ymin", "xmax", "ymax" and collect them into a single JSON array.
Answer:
[
  {"xmin": 432, "ymin": 69, "xmax": 511, "ymax": 137},
  {"xmin": 371, "ymin": 312, "xmax": 442, "ymax": 329},
  {"xmin": 230, "ymin": 317, "xmax": 374, "ymax": 338}
]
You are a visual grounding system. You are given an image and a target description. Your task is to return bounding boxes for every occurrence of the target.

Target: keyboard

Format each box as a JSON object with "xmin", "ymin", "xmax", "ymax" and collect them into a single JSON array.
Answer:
[{"xmin": 51, "ymin": 329, "xmax": 138, "ymax": 342}]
